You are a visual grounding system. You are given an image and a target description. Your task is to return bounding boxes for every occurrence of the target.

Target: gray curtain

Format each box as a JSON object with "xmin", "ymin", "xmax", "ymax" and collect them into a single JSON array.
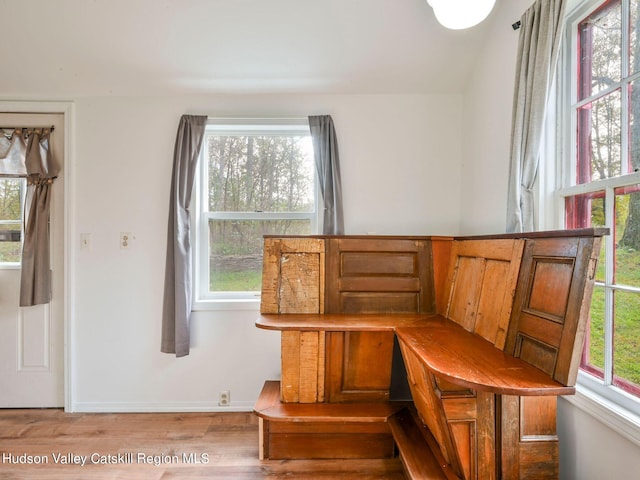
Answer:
[
  {"xmin": 161, "ymin": 115, "xmax": 207, "ymax": 357},
  {"xmin": 506, "ymin": 0, "xmax": 566, "ymax": 232},
  {"xmin": 309, "ymin": 115, "xmax": 344, "ymax": 234},
  {"xmin": 0, "ymin": 128, "xmax": 59, "ymax": 306}
]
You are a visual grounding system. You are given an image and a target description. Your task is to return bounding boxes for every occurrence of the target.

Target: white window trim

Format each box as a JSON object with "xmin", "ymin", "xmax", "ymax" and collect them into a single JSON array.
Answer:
[
  {"xmin": 192, "ymin": 118, "xmax": 319, "ymax": 311},
  {"xmin": 541, "ymin": 0, "xmax": 640, "ymax": 443}
]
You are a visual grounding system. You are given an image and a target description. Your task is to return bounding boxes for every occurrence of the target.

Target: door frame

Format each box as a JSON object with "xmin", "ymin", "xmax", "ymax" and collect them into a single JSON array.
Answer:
[{"xmin": 0, "ymin": 100, "xmax": 75, "ymax": 411}]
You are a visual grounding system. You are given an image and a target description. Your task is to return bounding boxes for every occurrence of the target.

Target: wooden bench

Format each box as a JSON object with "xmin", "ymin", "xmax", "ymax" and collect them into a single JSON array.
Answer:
[{"xmin": 253, "ymin": 229, "xmax": 606, "ymax": 479}]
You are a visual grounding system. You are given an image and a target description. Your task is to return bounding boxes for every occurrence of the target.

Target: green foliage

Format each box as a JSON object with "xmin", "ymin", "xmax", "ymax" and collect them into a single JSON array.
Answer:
[
  {"xmin": 207, "ymin": 135, "xmax": 313, "ymax": 213},
  {"xmin": 587, "ymin": 248, "xmax": 640, "ymax": 386},
  {"xmin": 0, "ymin": 241, "xmax": 21, "ymax": 263},
  {"xmin": 210, "ymin": 270, "xmax": 262, "ymax": 292},
  {"xmin": 0, "ymin": 179, "xmax": 24, "ymax": 221}
]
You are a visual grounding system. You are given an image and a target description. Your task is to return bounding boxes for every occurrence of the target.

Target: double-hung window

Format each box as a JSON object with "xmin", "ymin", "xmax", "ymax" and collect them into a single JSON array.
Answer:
[
  {"xmin": 194, "ymin": 119, "xmax": 317, "ymax": 305},
  {"xmin": 559, "ymin": 0, "xmax": 640, "ymax": 411},
  {"xmin": 0, "ymin": 177, "xmax": 25, "ymax": 266}
]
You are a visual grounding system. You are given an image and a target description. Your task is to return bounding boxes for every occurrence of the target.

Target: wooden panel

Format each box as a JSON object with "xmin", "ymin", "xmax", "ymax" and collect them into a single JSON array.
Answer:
[
  {"xmin": 269, "ymin": 421, "xmax": 390, "ymax": 434},
  {"xmin": 326, "ymin": 331, "xmax": 395, "ymax": 402},
  {"xmin": 447, "ymin": 256, "xmax": 485, "ymax": 332},
  {"xmin": 281, "ymin": 331, "xmax": 301, "ymax": 402},
  {"xmin": 515, "ymin": 334, "xmax": 558, "ymax": 377},
  {"xmin": 261, "ymin": 237, "xmax": 325, "ymax": 314},
  {"xmin": 268, "ymin": 431, "xmax": 395, "ymax": 459},
  {"xmin": 500, "ymin": 395, "xmax": 559, "ymax": 480},
  {"xmin": 444, "ymin": 239, "xmax": 524, "ymax": 348},
  {"xmin": 280, "ymin": 331, "xmax": 325, "ymax": 403},
  {"xmin": 279, "ymin": 253, "xmax": 322, "ymax": 313},
  {"xmin": 442, "ymin": 397, "xmax": 477, "ymax": 420},
  {"xmin": 432, "ymin": 237, "xmax": 454, "ymax": 315},
  {"xmin": 475, "ymin": 391, "xmax": 496, "ymax": 480},
  {"xmin": 389, "ymin": 408, "xmax": 456, "ymax": 480},
  {"xmin": 518, "ymin": 442, "xmax": 559, "ymax": 480},
  {"xmin": 340, "ymin": 251, "xmax": 417, "ymax": 275},
  {"xmin": 520, "ymin": 396, "xmax": 557, "ymax": 438},
  {"xmin": 505, "ymin": 236, "xmax": 602, "ymax": 386},
  {"xmin": 323, "ymin": 238, "xmax": 435, "ymax": 402},
  {"xmin": 435, "ymin": 377, "xmax": 476, "ymax": 397},
  {"xmin": 527, "ymin": 259, "xmax": 573, "ymax": 319},
  {"xmin": 449, "ymin": 421, "xmax": 475, "ymax": 480},
  {"xmin": 339, "ymin": 292, "xmax": 420, "ymax": 314},
  {"xmin": 399, "ymin": 341, "xmax": 463, "ymax": 477},
  {"xmin": 326, "ymin": 237, "xmax": 434, "ymax": 314}
]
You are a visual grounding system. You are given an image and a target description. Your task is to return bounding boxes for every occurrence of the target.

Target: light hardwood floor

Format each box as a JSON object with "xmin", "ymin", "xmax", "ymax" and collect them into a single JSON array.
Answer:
[{"xmin": 0, "ymin": 409, "xmax": 405, "ymax": 479}]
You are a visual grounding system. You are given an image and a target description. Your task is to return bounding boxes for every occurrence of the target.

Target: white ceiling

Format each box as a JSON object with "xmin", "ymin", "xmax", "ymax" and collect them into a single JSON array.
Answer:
[{"xmin": 2, "ymin": 0, "xmax": 498, "ymax": 97}]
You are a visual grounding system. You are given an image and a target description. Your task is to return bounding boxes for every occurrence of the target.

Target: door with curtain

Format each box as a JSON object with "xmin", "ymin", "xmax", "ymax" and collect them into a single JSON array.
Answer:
[{"xmin": 0, "ymin": 112, "xmax": 64, "ymax": 407}]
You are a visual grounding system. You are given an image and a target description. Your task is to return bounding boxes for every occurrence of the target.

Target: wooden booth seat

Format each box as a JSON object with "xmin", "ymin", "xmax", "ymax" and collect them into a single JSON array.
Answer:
[{"xmin": 253, "ymin": 230, "xmax": 606, "ymax": 479}]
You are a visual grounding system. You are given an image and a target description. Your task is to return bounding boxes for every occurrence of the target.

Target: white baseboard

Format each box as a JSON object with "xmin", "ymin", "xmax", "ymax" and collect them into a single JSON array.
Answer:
[{"xmin": 68, "ymin": 400, "xmax": 255, "ymax": 413}]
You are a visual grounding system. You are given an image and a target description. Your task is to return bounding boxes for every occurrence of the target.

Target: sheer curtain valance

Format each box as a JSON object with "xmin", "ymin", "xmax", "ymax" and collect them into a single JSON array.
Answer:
[{"xmin": 0, "ymin": 127, "xmax": 59, "ymax": 306}]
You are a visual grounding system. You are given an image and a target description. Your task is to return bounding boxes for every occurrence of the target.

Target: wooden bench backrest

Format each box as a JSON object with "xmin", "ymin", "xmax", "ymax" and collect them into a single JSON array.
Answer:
[
  {"xmin": 443, "ymin": 239, "xmax": 525, "ymax": 349},
  {"xmin": 504, "ymin": 236, "xmax": 602, "ymax": 386},
  {"xmin": 326, "ymin": 237, "xmax": 434, "ymax": 314}
]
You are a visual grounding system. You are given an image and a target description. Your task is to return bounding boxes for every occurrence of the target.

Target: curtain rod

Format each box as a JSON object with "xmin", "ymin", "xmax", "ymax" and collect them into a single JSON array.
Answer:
[{"xmin": 0, "ymin": 126, "xmax": 55, "ymax": 131}]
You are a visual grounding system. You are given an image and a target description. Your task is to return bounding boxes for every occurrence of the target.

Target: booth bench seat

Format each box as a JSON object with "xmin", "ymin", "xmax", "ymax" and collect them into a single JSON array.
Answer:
[{"xmin": 253, "ymin": 229, "xmax": 607, "ymax": 479}]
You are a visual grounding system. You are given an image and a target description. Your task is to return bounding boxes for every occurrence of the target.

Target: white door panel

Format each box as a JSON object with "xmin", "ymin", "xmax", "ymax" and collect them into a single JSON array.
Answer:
[{"xmin": 0, "ymin": 112, "xmax": 64, "ymax": 407}]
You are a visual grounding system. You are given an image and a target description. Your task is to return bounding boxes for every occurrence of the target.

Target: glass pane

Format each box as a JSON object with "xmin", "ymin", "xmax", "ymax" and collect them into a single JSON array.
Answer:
[
  {"xmin": 208, "ymin": 218, "xmax": 312, "ymax": 292},
  {"xmin": 0, "ymin": 223, "xmax": 22, "ymax": 263},
  {"xmin": 615, "ymin": 186, "xmax": 640, "ymax": 287},
  {"xmin": 0, "ymin": 178, "xmax": 24, "ymax": 221},
  {"xmin": 206, "ymin": 135, "xmax": 314, "ymax": 213},
  {"xmin": 565, "ymin": 192, "xmax": 606, "ymax": 282},
  {"xmin": 613, "ymin": 290, "xmax": 640, "ymax": 393},
  {"xmin": 631, "ymin": 0, "xmax": 640, "ymax": 76},
  {"xmin": 629, "ymin": 80, "xmax": 640, "ymax": 173},
  {"xmin": 576, "ymin": 90, "xmax": 622, "ymax": 183},
  {"xmin": 582, "ymin": 286, "xmax": 606, "ymax": 380},
  {"xmin": 0, "ymin": 178, "xmax": 24, "ymax": 263},
  {"xmin": 578, "ymin": 1, "xmax": 621, "ymax": 100}
]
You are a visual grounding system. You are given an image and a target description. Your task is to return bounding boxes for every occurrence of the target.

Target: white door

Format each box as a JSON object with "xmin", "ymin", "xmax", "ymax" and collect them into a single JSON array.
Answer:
[{"xmin": 0, "ymin": 112, "xmax": 64, "ymax": 407}]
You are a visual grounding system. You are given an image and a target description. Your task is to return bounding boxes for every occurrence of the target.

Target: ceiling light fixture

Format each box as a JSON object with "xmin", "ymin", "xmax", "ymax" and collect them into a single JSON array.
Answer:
[{"xmin": 427, "ymin": 0, "xmax": 496, "ymax": 30}]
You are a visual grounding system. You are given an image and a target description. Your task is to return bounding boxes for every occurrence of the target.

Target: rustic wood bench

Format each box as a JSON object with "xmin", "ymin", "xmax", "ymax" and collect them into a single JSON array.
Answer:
[{"xmin": 253, "ymin": 229, "xmax": 606, "ymax": 479}]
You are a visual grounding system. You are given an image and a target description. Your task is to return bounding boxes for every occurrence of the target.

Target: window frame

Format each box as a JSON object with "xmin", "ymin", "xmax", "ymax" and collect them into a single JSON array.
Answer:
[
  {"xmin": 550, "ymin": 0, "xmax": 640, "ymax": 442},
  {"xmin": 192, "ymin": 118, "xmax": 319, "ymax": 310}
]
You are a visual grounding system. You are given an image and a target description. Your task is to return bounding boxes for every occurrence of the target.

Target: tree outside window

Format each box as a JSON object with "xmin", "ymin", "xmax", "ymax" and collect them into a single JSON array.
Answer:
[{"xmin": 195, "ymin": 122, "xmax": 317, "ymax": 300}]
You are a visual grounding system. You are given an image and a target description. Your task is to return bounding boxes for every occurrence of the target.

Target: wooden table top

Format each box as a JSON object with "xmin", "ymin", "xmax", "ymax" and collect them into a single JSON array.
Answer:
[
  {"xmin": 256, "ymin": 313, "xmax": 433, "ymax": 331},
  {"xmin": 257, "ymin": 313, "xmax": 574, "ymax": 396},
  {"xmin": 396, "ymin": 316, "xmax": 575, "ymax": 396}
]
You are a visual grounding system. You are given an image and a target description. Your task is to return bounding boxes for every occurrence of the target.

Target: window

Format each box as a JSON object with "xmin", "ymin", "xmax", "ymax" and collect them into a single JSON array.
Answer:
[
  {"xmin": 559, "ymin": 0, "xmax": 640, "ymax": 408},
  {"xmin": 194, "ymin": 119, "xmax": 318, "ymax": 304},
  {"xmin": 0, "ymin": 177, "xmax": 25, "ymax": 266}
]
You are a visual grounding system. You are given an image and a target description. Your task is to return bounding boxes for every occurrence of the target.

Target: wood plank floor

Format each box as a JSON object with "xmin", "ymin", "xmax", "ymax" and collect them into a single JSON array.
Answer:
[{"xmin": 0, "ymin": 409, "xmax": 406, "ymax": 479}]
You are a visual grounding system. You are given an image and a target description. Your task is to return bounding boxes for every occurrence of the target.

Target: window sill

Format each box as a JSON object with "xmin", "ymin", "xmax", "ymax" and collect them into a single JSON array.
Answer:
[
  {"xmin": 0, "ymin": 263, "xmax": 21, "ymax": 270},
  {"xmin": 564, "ymin": 381, "xmax": 640, "ymax": 448},
  {"xmin": 192, "ymin": 298, "xmax": 260, "ymax": 312}
]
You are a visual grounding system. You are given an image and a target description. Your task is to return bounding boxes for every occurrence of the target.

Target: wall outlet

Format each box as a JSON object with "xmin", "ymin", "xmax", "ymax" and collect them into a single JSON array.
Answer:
[
  {"xmin": 219, "ymin": 390, "xmax": 230, "ymax": 406},
  {"xmin": 120, "ymin": 232, "xmax": 132, "ymax": 249}
]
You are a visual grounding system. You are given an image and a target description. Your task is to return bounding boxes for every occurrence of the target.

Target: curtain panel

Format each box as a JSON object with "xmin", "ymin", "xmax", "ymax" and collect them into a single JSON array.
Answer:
[
  {"xmin": 0, "ymin": 128, "xmax": 59, "ymax": 306},
  {"xmin": 161, "ymin": 115, "xmax": 207, "ymax": 357},
  {"xmin": 506, "ymin": 0, "xmax": 566, "ymax": 233},
  {"xmin": 308, "ymin": 115, "xmax": 344, "ymax": 235}
]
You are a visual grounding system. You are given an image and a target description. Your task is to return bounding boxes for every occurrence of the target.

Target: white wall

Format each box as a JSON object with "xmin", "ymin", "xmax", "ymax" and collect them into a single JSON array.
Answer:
[
  {"xmin": 70, "ymin": 93, "xmax": 463, "ymax": 411},
  {"xmin": 461, "ymin": 0, "xmax": 640, "ymax": 478}
]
